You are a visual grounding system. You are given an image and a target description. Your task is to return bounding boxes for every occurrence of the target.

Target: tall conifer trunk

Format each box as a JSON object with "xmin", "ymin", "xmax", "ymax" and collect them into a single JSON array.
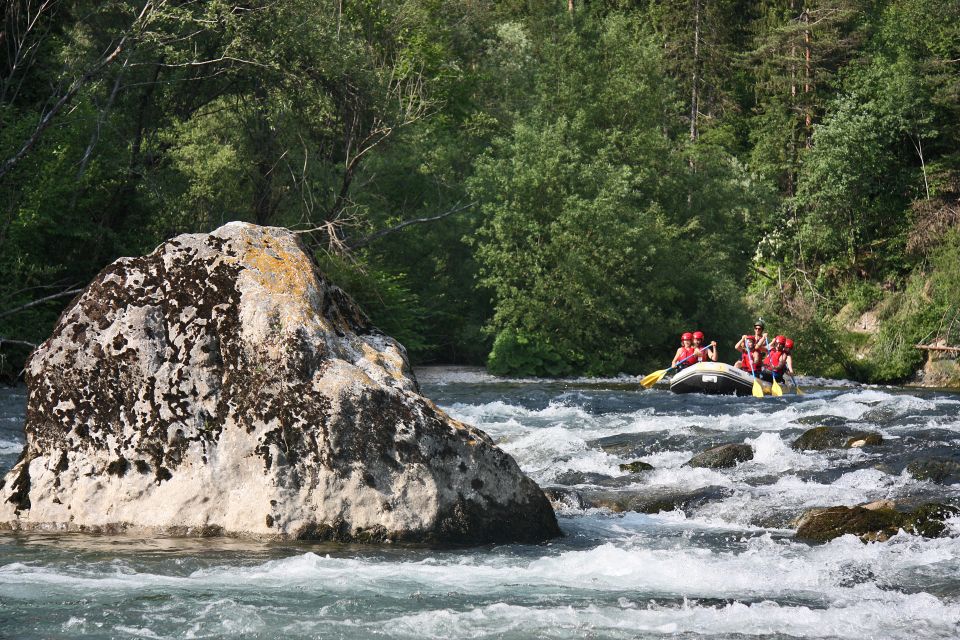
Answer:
[{"xmin": 690, "ymin": 0, "xmax": 701, "ymax": 142}]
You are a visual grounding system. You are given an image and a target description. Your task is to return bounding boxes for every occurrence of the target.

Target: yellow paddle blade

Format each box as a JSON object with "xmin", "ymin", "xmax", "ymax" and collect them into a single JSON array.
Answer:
[
  {"xmin": 640, "ymin": 369, "xmax": 668, "ymax": 388},
  {"xmin": 771, "ymin": 379, "xmax": 783, "ymax": 397},
  {"xmin": 752, "ymin": 378, "xmax": 764, "ymax": 398},
  {"xmin": 789, "ymin": 375, "xmax": 804, "ymax": 395}
]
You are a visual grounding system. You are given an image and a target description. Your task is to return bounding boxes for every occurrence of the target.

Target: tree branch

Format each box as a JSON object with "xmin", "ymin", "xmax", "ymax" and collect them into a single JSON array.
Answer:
[
  {"xmin": 0, "ymin": 338, "xmax": 38, "ymax": 350},
  {"xmin": 0, "ymin": 0, "xmax": 159, "ymax": 182},
  {"xmin": 0, "ymin": 287, "xmax": 83, "ymax": 320},
  {"xmin": 344, "ymin": 201, "xmax": 478, "ymax": 250}
]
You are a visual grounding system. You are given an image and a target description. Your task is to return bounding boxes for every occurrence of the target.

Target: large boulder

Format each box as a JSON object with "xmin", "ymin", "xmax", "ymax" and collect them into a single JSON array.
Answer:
[{"xmin": 0, "ymin": 223, "xmax": 560, "ymax": 544}]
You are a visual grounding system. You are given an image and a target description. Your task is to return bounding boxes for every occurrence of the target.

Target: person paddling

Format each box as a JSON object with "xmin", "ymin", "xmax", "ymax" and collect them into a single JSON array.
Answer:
[
  {"xmin": 672, "ymin": 332, "xmax": 697, "ymax": 370},
  {"xmin": 782, "ymin": 338, "xmax": 796, "ymax": 377},
  {"xmin": 734, "ymin": 319, "xmax": 767, "ymax": 370},
  {"xmin": 692, "ymin": 331, "xmax": 717, "ymax": 362},
  {"xmin": 733, "ymin": 336, "xmax": 757, "ymax": 370},
  {"xmin": 760, "ymin": 335, "xmax": 788, "ymax": 382}
]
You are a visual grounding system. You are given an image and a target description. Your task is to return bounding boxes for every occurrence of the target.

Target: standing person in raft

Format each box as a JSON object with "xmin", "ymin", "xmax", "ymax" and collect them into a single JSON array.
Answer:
[
  {"xmin": 733, "ymin": 319, "xmax": 768, "ymax": 370},
  {"xmin": 672, "ymin": 332, "xmax": 697, "ymax": 370},
  {"xmin": 760, "ymin": 335, "xmax": 788, "ymax": 382},
  {"xmin": 692, "ymin": 331, "xmax": 718, "ymax": 362}
]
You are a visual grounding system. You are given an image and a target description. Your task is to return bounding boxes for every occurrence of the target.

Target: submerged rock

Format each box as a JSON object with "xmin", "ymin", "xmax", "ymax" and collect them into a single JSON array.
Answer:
[
  {"xmin": 906, "ymin": 458, "xmax": 960, "ymax": 484},
  {"xmin": 686, "ymin": 443, "xmax": 753, "ymax": 469},
  {"xmin": 579, "ymin": 486, "xmax": 732, "ymax": 514},
  {"xmin": 791, "ymin": 426, "xmax": 883, "ymax": 451},
  {"xmin": 0, "ymin": 223, "xmax": 559, "ymax": 544},
  {"xmin": 792, "ymin": 415, "xmax": 848, "ymax": 427}
]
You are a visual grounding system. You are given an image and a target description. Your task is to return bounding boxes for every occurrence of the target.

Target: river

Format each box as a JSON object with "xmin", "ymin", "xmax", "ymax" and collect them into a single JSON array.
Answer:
[{"xmin": 1, "ymin": 367, "xmax": 959, "ymax": 639}]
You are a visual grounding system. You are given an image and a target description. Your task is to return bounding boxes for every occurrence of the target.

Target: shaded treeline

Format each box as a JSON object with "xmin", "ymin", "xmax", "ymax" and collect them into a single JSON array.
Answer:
[{"xmin": 1, "ymin": 0, "xmax": 958, "ymax": 379}]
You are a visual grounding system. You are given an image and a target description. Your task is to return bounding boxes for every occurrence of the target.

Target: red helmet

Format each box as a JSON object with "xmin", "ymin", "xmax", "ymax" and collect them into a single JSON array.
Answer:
[
  {"xmin": 681, "ymin": 332, "xmax": 693, "ymax": 341},
  {"xmin": 692, "ymin": 331, "xmax": 704, "ymax": 340},
  {"xmin": 785, "ymin": 338, "xmax": 794, "ymax": 350},
  {"xmin": 775, "ymin": 335, "xmax": 786, "ymax": 345}
]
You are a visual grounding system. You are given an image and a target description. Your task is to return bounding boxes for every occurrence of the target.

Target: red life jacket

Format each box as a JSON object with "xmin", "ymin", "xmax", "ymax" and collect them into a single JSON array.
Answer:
[
  {"xmin": 739, "ymin": 350, "xmax": 754, "ymax": 369},
  {"xmin": 764, "ymin": 349, "xmax": 784, "ymax": 369},
  {"xmin": 677, "ymin": 346, "xmax": 696, "ymax": 364},
  {"xmin": 695, "ymin": 345, "xmax": 711, "ymax": 362}
]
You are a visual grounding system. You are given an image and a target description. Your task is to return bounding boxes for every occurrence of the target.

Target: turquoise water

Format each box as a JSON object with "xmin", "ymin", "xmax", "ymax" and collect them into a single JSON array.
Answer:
[{"xmin": 2, "ymin": 368, "xmax": 959, "ymax": 639}]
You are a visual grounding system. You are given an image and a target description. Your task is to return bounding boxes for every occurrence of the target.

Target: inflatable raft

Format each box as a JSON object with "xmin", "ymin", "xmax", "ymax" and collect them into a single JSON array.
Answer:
[{"xmin": 669, "ymin": 362, "xmax": 785, "ymax": 395}]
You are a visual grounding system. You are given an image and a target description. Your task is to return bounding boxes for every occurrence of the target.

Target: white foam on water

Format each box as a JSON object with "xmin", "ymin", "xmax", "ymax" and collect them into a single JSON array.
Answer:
[
  {"xmin": 693, "ymin": 468, "xmax": 924, "ymax": 527},
  {"xmin": 3, "ymin": 526, "xmax": 959, "ymax": 640},
  {"xmin": 743, "ymin": 432, "xmax": 820, "ymax": 474},
  {"xmin": 0, "ymin": 438, "xmax": 23, "ymax": 455},
  {"xmin": 374, "ymin": 594, "xmax": 960, "ymax": 640}
]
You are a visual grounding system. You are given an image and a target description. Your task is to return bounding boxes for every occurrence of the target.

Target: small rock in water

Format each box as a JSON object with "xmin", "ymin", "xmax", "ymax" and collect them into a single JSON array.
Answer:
[
  {"xmin": 686, "ymin": 443, "xmax": 753, "ymax": 468},
  {"xmin": 861, "ymin": 405, "xmax": 899, "ymax": 424},
  {"xmin": 794, "ymin": 501, "xmax": 960, "ymax": 543},
  {"xmin": 619, "ymin": 461, "xmax": 654, "ymax": 473},
  {"xmin": 579, "ymin": 486, "xmax": 732, "ymax": 514},
  {"xmin": 0, "ymin": 223, "xmax": 559, "ymax": 545},
  {"xmin": 553, "ymin": 470, "xmax": 615, "ymax": 486},
  {"xmin": 792, "ymin": 415, "xmax": 848, "ymax": 427},
  {"xmin": 907, "ymin": 458, "xmax": 960, "ymax": 484},
  {"xmin": 794, "ymin": 505, "xmax": 900, "ymax": 542},
  {"xmin": 792, "ymin": 426, "xmax": 883, "ymax": 451}
]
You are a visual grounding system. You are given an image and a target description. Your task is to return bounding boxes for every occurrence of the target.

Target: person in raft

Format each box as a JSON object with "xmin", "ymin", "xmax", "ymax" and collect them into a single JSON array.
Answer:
[
  {"xmin": 760, "ymin": 335, "xmax": 788, "ymax": 382},
  {"xmin": 782, "ymin": 338, "xmax": 796, "ymax": 377},
  {"xmin": 692, "ymin": 331, "xmax": 718, "ymax": 362},
  {"xmin": 733, "ymin": 319, "xmax": 768, "ymax": 370},
  {"xmin": 672, "ymin": 332, "xmax": 697, "ymax": 370}
]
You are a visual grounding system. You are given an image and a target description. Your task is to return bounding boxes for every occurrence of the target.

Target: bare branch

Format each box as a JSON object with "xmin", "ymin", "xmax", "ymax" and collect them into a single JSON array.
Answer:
[
  {"xmin": 0, "ymin": 338, "xmax": 38, "ymax": 349},
  {"xmin": 0, "ymin": 0, "xmax": 161, "ymax": 182},
  {"xmin": 344, "ymin": 201, "xmax": 478, "ymax": 250},
  {"xmin": 0, "ymin": 287, "xmax": 83, "ymax": 320}
]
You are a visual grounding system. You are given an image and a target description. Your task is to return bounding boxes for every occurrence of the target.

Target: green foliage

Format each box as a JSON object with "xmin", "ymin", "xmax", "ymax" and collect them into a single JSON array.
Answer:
[
  {"xmin": 487, "ymin": 329, "xmax": 572, "ymax": 377},
  {"xmin": 2, "ymin": 0, "xmax": 958, "ymax": 383},
  {"xmin": 314, "ymin": 253, "xmax": 431, "ymax": 356},
  {"xmin": 469, "ymin": 12, "xmax": 763, "ymax": 376}
]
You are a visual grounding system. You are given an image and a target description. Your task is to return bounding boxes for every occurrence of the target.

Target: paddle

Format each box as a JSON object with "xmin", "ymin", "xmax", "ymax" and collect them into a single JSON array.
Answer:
[
  {"xmin": 639, "ymin": 345, "xmax": 714, "ymax": 389},
  {"xmin": 744, "ymin": 341, "xmax": 764, "ymax": 398},
  {"xmin": 789, "ymin": 373, "xmax": 805, "ymax": 396},
  {"xmin": 763, "ymin": 336, "xmax": 783, "ymax": 397}
]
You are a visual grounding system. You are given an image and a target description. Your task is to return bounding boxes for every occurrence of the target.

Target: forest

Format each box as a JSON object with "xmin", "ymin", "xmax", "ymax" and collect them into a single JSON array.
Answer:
[{"xmin": 1, "ymin": 0, "xmax": 958, "ymax": 381}]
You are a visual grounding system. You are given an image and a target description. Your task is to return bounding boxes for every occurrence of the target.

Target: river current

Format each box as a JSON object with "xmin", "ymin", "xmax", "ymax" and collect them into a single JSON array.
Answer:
[{"xmin": 1, "ymin": 367, "xmax": 959, "ymax": 639}]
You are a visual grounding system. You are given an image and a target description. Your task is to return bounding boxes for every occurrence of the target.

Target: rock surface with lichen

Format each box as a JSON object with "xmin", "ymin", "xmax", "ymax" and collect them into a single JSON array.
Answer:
[{"xmin": 0, "ymin": 222, "xmax": 560, "ymax": 544}]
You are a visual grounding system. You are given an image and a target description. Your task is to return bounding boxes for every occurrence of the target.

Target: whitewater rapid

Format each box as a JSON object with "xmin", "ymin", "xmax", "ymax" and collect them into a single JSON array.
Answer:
[{"xmin": 1, "ymin": 368, "xmax": 959, "ymax": 639}]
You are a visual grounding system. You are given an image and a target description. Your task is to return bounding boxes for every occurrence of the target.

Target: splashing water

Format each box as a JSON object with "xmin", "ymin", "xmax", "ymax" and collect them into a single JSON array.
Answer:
[{"xmin": 2, "ymin": 368, "xmax": 960, "ymax": 639}]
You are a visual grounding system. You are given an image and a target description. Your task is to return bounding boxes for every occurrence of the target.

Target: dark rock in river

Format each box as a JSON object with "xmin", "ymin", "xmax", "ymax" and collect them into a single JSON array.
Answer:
[
  {"xmin": 686, "ymin": 444, "xmax": 754, "ymax": 468},
  {"xmin": 906, "ymin": 457, "xmax": 960, "ymax": 485},
  {"xmin": 791, "ymin": 415, "xmax": 849, "ymax": 427},
  {"xmin": 553, "ymin": 470, "xmax": 616, "ymax": 486},
  {"xmin": 794, "ymin": 505, "xmax": 900, "ymax": 542},
  {"xmin": 619, "ymin": 461, "xmax": 654, "ymax": 473},
  {"xmin": 579, "ymin": 485, "xmax": 732, "ymax": 514},
  {"xmin": 860, "ymin": 405, "xmax": 899, "ymax": 425},
  {"xmin": 0, "ymin": 223, "xmax": 559, "ymax": 544},
  {"xmin": 794, "ymin": 501, "xmax": 960, "ymax": 543},
  {"xmin": 791, "ymin": 426, "xmax": 883, "ymax": 451}
]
